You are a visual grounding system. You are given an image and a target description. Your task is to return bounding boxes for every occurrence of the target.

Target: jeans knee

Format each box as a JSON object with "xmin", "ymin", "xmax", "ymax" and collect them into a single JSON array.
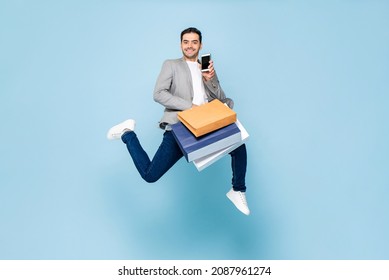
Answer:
[{"xmin": 142, "ymin": 174, "xmax": 159, "ymax": 183}]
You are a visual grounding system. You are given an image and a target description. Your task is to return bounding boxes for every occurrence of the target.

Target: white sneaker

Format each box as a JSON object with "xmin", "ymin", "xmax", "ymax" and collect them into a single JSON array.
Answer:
[
  {"xmin": 107, "ymin": 119, "xmax": 136, "ymax": 140},
  {"xmin": 226, "ymin": 189, "xmax": 250, "ymax": 215}
]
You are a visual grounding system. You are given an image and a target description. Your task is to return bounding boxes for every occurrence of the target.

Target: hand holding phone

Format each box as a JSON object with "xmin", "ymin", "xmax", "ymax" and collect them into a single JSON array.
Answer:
[{"xmin": 201, "ymin": 53, "xmax": 211, "ymax": 72}]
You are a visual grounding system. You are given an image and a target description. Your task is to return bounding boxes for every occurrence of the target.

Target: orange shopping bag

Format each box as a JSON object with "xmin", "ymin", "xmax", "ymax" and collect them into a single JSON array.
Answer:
[{"xmin": 177, "ymin": 99, "xmax": 237, "ymax": 137}]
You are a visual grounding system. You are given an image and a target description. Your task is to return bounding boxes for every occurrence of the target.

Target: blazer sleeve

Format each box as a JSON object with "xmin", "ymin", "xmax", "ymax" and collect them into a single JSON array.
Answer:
[
  {"xmin": 204, "ymin": 73, "xmax": 234, "ymax": 108},
  {"xmin": 153, "ymin": 60, "xmax": 192, "ymax": 111}
]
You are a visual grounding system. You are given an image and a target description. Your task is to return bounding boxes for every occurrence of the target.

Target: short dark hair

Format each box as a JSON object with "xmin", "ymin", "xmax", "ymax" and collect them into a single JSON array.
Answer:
[{"xmin": 181, "ymin": 27, "xmax": 202, "ymax": 43}]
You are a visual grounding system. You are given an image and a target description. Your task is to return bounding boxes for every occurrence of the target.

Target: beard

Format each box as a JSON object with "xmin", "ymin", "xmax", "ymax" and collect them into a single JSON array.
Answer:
[{"xmin": 182, "ymin": 48, "xmax": 199, "ymax": 60}]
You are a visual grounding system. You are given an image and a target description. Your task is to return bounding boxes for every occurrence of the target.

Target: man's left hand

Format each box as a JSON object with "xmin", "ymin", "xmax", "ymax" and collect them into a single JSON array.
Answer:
[{"xmin": 202, "ymin": 60, "xmax": 215, "ymax": 81}]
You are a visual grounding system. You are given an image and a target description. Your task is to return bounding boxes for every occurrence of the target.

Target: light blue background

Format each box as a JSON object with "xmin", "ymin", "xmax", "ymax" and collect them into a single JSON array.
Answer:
[{"xmin": 1, "ymin": 0, "xmax": 388, "ymax": 259}]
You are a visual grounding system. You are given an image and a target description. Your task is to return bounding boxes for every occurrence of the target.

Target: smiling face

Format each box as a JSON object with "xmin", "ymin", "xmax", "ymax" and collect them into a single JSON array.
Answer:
[{"xmin": 181, "ymin": 32, "xmax": 202, "ymax": 62}]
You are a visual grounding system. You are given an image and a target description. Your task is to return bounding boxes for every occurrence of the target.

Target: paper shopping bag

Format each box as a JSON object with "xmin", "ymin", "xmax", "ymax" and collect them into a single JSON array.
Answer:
[
  {"xmin": 171, "ymin": 121, "xmax": 241, "ymax": 162},
  {"xmin": 192, "ymin": 119, "xmax": 249, "ymax": 171},
  {"xmin": 177, "ymin": 99, "xmax": 237, "ymax": 137}
]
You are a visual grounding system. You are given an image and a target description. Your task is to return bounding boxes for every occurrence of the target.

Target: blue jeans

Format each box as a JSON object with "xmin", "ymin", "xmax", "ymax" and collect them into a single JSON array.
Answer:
[{"xmin": 121, "ymin": 131, "xmax": 247, "ymax": 192}]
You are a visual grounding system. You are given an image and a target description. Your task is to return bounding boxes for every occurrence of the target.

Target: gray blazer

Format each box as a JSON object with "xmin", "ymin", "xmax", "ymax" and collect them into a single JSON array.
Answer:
[{"xmin": 153, "ymin": 57, "xmax": 233, "ymax": 127}]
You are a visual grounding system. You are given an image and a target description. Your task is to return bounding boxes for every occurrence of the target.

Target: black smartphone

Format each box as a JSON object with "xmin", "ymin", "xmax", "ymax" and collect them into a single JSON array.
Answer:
[{"xmin": 201, "ymin": 53, "xmax": 211, "ymax": 72}]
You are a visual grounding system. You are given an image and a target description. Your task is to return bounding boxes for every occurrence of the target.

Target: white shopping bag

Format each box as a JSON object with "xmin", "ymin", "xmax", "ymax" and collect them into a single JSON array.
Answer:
[{"xmin": 192, "ymin": 119, "xmax": 249, "ymax": 171}]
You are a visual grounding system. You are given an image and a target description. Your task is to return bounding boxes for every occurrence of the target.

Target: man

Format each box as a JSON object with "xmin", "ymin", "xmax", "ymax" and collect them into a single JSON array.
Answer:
[{"xmin": 107, "ymin": 27, "xmax": 250, "ymax": 215}]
